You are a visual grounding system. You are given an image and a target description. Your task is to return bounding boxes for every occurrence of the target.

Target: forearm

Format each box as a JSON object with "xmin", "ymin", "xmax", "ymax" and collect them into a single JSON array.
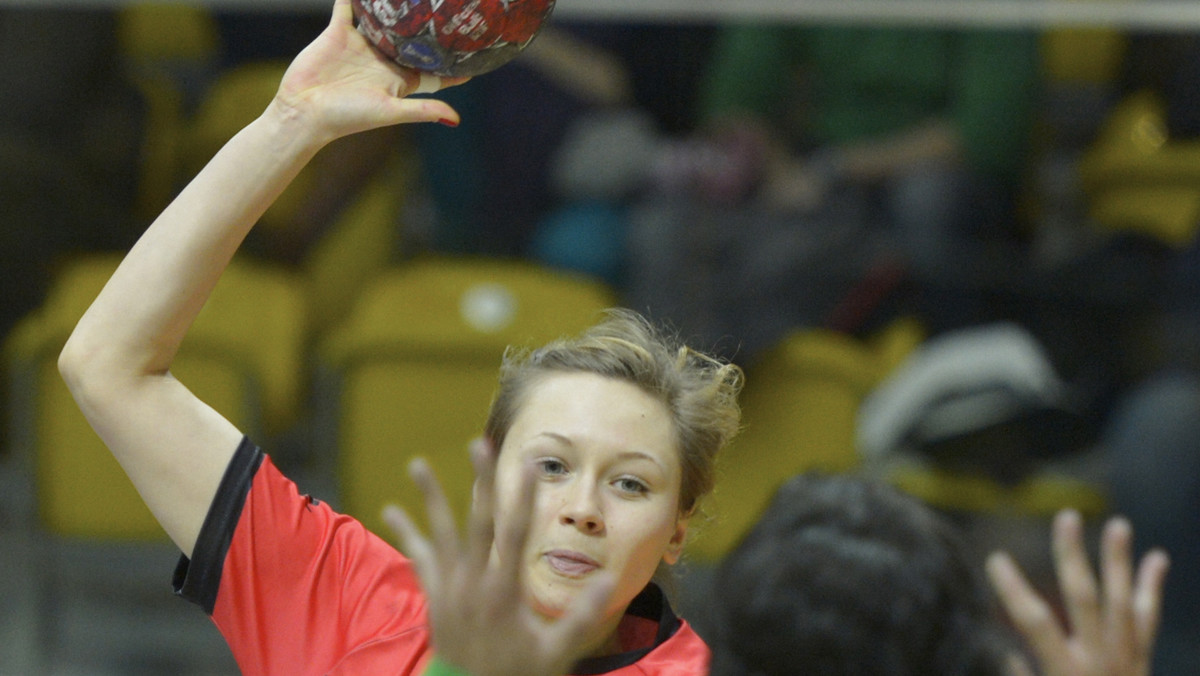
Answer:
[
  {"xmin": 61, "ymin": 103, "xmax": 323, "ymax": 382},
  {"xmin": 56, "ymin": 104, "xmax": 326, "ymax": 555}
]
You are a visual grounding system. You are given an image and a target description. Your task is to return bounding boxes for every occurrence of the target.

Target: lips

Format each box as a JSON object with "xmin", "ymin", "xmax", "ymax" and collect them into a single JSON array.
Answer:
[{"xmin": 544, "ymin": 549, "xmax": 601, "ymax": 577}]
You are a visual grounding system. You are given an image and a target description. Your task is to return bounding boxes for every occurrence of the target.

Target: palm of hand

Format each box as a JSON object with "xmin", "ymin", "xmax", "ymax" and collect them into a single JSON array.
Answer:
[
  {"xmin": 270, "ymin": 0, "xmax": 460, "ymax": 144},
  {"xmin": 987, "ymin": 510, "xmax": 1168, "ymax": 676},
  {"xmin": 385, "ymin": 442, "xmax": 615, "ymax": 676}
]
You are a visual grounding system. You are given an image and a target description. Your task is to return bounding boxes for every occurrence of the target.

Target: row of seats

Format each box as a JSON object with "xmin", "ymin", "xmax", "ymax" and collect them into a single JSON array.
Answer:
[
  {"xmin": 117, "ymin": 3, "xmax": 422, "ymax": 342},
  {"xmin": 5, "ymin": 250, "xmax": 1111, "ymax": 557},
  {"xmin": 4, "ymin": 253, "xmax": 617, "ymax": 543},
  {"xmin": 5, "ymin": 254, "xmax": 306, "ymax": 541}
]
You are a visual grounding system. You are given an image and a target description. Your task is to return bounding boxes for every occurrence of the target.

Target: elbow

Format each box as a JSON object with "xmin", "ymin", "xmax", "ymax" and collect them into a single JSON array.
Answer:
[
  {"xmin": 57, "ymin": 327, "xmax": 124, "ymax": 405},
  {"xmin": 58, "ymin": 326, "xmax": 165, "ymax": 411},
  {"xmin": 58, "ymin": 331, "xmax": 97, "ymax": 398},
  {"xmin": 57, "ymin": 332, "xmax": 133, "ymax": 425}
]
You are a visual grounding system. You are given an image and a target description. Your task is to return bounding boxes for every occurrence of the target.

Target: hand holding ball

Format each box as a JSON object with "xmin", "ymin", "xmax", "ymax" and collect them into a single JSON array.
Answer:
[{"xmin": 352, "ymin": 0, "xmax": 556, "ymax": 78}]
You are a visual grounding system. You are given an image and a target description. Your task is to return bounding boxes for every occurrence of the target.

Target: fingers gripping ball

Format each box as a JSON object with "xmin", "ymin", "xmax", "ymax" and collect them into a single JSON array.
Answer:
[{"xmin": 352, "ymin": 0, "xmax": 556, "ymax": 78}]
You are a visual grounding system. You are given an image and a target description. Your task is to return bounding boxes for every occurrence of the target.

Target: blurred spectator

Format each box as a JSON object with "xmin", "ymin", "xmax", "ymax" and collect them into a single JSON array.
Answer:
[
  {"xmin": 410, "ymin": 22, "xmax": 716, "ymax": 259},
  {"xmin": 1078, "ymin": 38, "xmax": 1200, "ymax": 669},
  {"xmin": 698, "ymin": 21, "xmax": 1038, "ymax": 274},
  {"xmin": 1096, "ymin": 226, "xmax": 1200, "ymax": 673},
  {"xmin": 625, "ymin": 21, "xmax": 1041, "ymax": 357},
  {"xmin": 1102, "ymin": 369, "xmax": 1200, "ymax": 674}
]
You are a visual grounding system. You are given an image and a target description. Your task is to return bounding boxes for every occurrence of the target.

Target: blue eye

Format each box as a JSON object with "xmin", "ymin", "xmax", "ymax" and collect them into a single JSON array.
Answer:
[
  {"xmin": 615, "ymin": 477, "xmax": 649, "ymax": 495},
  {"xmin": 538, "ymin": 458, "xmax": 567, "ymax": 476}
]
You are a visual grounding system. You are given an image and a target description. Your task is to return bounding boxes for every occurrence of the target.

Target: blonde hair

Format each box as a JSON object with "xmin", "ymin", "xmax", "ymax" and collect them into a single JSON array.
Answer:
[{"xmin": 484, "ymin": 308, "xmax": 743, "ymax": 516}]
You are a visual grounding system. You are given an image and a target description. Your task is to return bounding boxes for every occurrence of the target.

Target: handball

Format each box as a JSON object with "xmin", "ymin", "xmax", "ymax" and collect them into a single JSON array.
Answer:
[{"xmin": 352, "ymin": 0, "xmax": 556, "ymax": 78}]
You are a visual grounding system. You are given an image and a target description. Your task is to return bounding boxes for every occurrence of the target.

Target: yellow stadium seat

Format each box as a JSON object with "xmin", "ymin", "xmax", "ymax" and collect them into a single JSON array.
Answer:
[
  {"xmin": 4, "ymin": 252, "xmax": 262, "ymax": 669},
  {"xmin": 117, "ymin": 2, "xmax": 220, "ymax": 65},
  {"xmin": 1022, "ymin": 22, "xmax": 1127, "ymax": 240},
  {"xmin": 885, "ymin": 463, "xmax": 1107, "ymax": 517},
  {"xmin": 687, "ymin": 318, "xmax": 925, "ymax": 563},
  {"xmin": 5, "ymin": 252, "xmax": 307, "ymax": 540},
  {"xmin": 303, "ymin": 151, "xmax": 420, "ymax": 337},
  {"xmin": 1078, "ymin": 90, "xmax": 1200, "ymax": 247},
  {"xmin": 181, "ymin": 60, "xmax": 421, "ymax": 339},
  {"xmin": 314, "ymin": 256, "xmax": 616, "ymax": 537},
  {"xmin": 1038, "ymin": 27, "xmax": 1127, "ymax": 87},
  {"xmin": 182, "ymin": 61, "xmax": 298, "ymax": 230}
]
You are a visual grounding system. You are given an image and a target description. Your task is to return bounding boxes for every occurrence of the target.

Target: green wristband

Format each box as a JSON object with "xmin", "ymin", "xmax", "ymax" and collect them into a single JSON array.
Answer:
[{"xmin": 423, "ymin": 656, "xmax": 474, "ymax": 676}]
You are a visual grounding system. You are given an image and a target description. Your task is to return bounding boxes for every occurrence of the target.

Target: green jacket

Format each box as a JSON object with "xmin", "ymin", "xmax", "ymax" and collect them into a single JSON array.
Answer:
[{"xmin": 699, "ymin": 23, "xmax": 1040, "ymax": 179}]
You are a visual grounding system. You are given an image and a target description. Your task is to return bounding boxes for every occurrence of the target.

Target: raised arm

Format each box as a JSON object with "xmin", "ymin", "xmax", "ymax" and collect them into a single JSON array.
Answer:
[{"xmin": 58, "ymin": 0, "xmax": 463, "ymax": 558}]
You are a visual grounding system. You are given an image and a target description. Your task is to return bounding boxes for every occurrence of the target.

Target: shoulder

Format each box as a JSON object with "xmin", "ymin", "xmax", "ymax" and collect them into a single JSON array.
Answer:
[{"xmin": 187, "ymin": 441, "xmax": 432, "ymax": 674}]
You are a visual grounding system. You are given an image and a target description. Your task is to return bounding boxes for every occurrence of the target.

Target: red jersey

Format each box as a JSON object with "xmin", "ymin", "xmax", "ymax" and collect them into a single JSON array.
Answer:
[{"xmin": 173, "ymin": 438, "xmax": 711, "ymax": 675}]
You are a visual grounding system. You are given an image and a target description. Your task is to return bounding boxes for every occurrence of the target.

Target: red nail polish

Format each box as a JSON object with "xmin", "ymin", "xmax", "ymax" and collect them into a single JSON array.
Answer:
[{"xmin": 438, "ymin": 118, "xmax": 459, "ymax": 128}]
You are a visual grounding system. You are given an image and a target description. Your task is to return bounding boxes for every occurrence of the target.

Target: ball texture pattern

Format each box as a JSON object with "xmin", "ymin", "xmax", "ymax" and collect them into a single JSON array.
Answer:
[{"xmin": 352, "ymin": 0, "xmax": 556, "ymax": 78}]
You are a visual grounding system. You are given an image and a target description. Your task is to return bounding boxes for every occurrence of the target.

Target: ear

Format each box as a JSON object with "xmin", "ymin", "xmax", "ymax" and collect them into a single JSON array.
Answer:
[{"xmin": 662, "ymin": 515, "xmax": 690, "ymax": 565}]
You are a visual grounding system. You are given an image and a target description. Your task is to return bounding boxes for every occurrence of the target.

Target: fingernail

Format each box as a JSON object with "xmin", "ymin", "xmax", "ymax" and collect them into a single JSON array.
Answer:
[
  {"xmin": 1056, "ymin": 508, "xmax": 1080, "ymax": 527},
  {"xmin": 381, "ymin": 504, "xmax": 402, "ymax": 524},
  {"xmin": 408, "ymin": 457, "xmax": 430, "ymax": 480},
  {"xmin": 1109, "ymin": 515, "xmax": 1132, "ymax": 534},
  {"xmin": 437, "ymin": 118, "xmax": 459, "ymax": 128},
  {"xmin": 468, "ymin": 438, "xmax": 486, "ymax": 460}
]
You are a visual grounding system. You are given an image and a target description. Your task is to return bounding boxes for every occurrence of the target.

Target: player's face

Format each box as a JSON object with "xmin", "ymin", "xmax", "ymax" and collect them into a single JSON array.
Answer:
[{"xmin": 492, "ymin": 371, "xmax": 688, "ymax": 625}]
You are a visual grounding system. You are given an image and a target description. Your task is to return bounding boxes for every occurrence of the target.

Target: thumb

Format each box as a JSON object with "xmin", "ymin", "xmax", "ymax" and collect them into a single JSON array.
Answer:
[
  {"xmin": 400, "ymin": 72, "xmax": 472, "ymax": 97},
  {"xmin": 387, "ymin": 98, "xmax": 463, "ymax": 127}
]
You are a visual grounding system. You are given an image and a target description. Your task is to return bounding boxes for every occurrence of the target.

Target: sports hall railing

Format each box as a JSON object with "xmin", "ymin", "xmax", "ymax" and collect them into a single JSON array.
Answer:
[{"xmin": 5, "ymin": 0, "xmax": 1200, "ymax": 31}]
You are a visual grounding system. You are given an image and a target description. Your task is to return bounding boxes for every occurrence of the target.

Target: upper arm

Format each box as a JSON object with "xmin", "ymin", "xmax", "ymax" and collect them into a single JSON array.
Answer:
[{"xmin": 60, "ymin": 355, "xmax": 242, "ymax": 558}]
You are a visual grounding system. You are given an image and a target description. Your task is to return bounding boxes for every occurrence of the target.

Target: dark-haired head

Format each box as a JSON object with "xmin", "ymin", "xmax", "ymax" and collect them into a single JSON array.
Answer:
[{"xmin": 709, "ymin": 473, "xmax": 1014, "ymax": 676}]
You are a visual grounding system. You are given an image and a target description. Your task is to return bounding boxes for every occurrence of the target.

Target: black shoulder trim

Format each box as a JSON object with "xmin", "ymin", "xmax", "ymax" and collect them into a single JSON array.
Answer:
[
  {"xmin": 173, "ymin": 437, "xmax": 263, "ymax": 614},
  {"xmin": 569, "ymin": 583, "xmax": 681, "ymax": 675}
]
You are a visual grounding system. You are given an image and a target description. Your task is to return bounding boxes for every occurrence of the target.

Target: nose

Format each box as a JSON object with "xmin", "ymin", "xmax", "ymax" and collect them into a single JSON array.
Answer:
[{"xmin": 559, "ymin": 483, "xmax": 604, "ymax": 535}]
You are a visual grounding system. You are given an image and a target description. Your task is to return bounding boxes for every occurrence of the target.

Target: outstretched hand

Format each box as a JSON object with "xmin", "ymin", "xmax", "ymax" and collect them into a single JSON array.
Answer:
[
  {"xmin": 383, "ymin": 439, "xmax": 616, "ymax": 676},
  {"xmin": 272, "ymin": 0, "xmax": 468, "ymax": 145},
  {"xmin": 986, "ymin": 509, "xmax": 1170, "ymax": 676}
]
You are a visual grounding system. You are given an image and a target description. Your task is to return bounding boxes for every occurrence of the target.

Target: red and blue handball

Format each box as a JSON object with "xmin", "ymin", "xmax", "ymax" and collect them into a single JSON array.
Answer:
[{"xmin": 352, "ymin": 0, "xmax": 556, "ymax": 78}]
